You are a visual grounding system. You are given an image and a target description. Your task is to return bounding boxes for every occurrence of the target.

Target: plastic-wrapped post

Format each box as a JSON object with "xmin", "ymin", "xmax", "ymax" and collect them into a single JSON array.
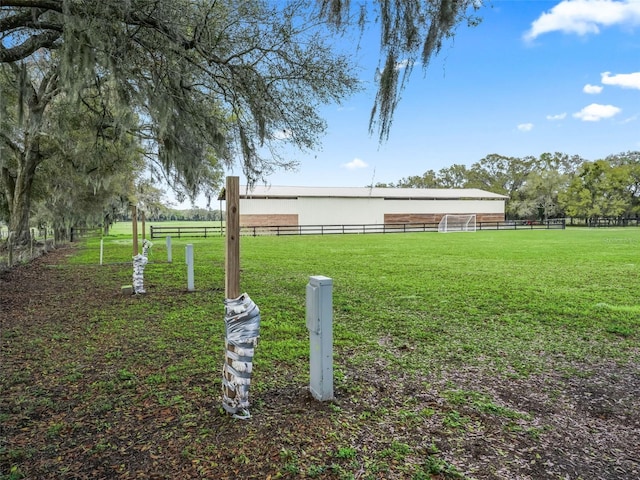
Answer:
[
  {"xmin": 132, "ymin": 254, "xmax": 148, "ymax": 294},
  {"xmin": 222, "ymin": 294, "xmax": 260, "ymax": 419},
  {"xmin": 142, "ymin": 239, "xmax": 153, "ymax": 257},
  {"xmin": 130, "ymin": 239, "xmax": 152, "ymax": 295},
  {"xmin": 221, "ymin": 176, "xmax": 261, "ymax": 419}
]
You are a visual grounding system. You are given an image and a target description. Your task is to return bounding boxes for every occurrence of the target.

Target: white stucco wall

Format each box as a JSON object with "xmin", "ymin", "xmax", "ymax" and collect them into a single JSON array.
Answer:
[
  {"xmin": 297, "ymin": 197, "xmax": 383, "ymax": 224},
  {"xmin": 382, "ymin": 199, "xmax": 505, "ymax": 215},
  {"xmin": 241, "ymin": 197, "xmax": 505, "ymax": 225},
  {"xmin": 241, "ymin": 198, "xmax": 299, "ymax": 215}
]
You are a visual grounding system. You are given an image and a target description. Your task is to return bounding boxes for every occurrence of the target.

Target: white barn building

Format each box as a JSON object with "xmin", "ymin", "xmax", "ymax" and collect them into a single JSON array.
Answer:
[{"xmin": 238, "ymin": 186, "xmax": 507, "ymax": 227}]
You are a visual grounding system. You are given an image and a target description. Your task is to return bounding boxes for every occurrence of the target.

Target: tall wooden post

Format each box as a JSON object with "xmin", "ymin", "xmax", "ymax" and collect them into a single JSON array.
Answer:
[
  {"xmin": 225, "ymin": 176, "xmax": 240, "ymax": 299},
  {"xmin": 131, "ymin": 205, "xmax": 139, "ymax": 256},
  {"xmin": 7, "ymin": 232, "xmax": 14, "ymax": 267},
  {"xmin": 141, "ymin": 210, "xmax": 146, "ymax": 240}
]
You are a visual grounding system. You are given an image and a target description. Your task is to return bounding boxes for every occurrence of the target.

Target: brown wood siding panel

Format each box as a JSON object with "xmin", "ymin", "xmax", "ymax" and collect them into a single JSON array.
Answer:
[
  {"xmin": 476, "ymin": 213, "xmax": 505, "ymax": 222},
  {"xmin": 240, "ymin": 214, "xmax": 299, "ymax": 227},
  {"xmin": 384, "ymin": 214, "xmax": 441, "ymax": 224}
]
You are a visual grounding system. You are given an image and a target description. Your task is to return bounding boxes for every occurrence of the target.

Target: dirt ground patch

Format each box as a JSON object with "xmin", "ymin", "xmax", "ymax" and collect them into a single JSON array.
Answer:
[{"xmin": 1, "ymin": 247, "xmax": 639, "ymax": 479}]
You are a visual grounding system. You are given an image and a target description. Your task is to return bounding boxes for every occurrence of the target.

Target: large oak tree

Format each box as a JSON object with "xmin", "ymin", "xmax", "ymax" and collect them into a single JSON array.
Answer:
[{"xmin": 1, "ymin": 0, "xmax": 483, "ymax": 244}]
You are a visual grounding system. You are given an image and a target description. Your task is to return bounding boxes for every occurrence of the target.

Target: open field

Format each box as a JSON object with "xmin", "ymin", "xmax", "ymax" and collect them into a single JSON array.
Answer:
[
  {"xmin": 110, "ymin": 220, "xmax": 225, "ymax": 238},
  {"xmin": 1, "ymin": 229, "xmax": 639, "ymax": 479}
]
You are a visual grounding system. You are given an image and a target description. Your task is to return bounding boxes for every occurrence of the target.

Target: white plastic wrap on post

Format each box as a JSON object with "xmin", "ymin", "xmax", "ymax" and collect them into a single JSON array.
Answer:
[
  {"xmin": 142, "ymin": 239, "xmax": 153, "ymax": 257},
  {"xmin": 132, "ymin": 254, "xmax": 148, "ymax": 294},
  {"xmin": 222, "ymin": 293, "xmax": 260, "ymax": 419}
]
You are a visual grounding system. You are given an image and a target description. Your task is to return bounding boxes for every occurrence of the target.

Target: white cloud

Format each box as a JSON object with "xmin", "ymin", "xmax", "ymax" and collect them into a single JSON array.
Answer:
[
  {"xmin": 341, "ymin": 158, "xmax": 368, "ymax": 170},
  {"xmin": 573, "ymin": 103, "xmax": 621, "ymax": 121},
  {"xmin": 272, "ymin": 129, "xmax": 293, "ymax": 140},
  {"xmin": 546, "ymin": 113, "xmax": 567, "ymax": 120},
  {"xmin": 395, "ymin": 59, "xmax": 410, "ymax": 70},
  {"xmin": 375, "ymin": 60, "xmax": 419, "ymax": 81},
  {"xmin": 583, "ymin": 84, "xmax": 603, "ymax": 94},
  {"xmin": 517, "ymin": 123, "xmax": 534, "ymax": 132},
  {"xmin": 601, "ymin": 71, "xmax": 640, "ymax": 89},
  {"xmin": 524, "ymin": 0, "xmax": 640, "ymax": 41}
]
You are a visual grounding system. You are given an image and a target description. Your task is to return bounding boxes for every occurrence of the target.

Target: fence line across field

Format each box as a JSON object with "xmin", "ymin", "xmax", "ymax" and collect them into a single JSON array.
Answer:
[
  {"xmin": 150, "ymin": 225, "xmax": 223, "ymax": 239},
  {"xmin": 150, "ymin": 219, "xmax": 567, "ymax": 239}
]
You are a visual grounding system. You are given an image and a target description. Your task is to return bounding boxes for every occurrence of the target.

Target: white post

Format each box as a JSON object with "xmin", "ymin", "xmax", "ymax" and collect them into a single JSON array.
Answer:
[
  {"xmin": 306, "ymin": 275, "xmax": 333, "ymax": 401},
  {"xmin": 100, "ymin": 238, "xmax": 104, "ymax": 265},
  {"xmin": 186, "ymin": 243, "xmax": 194, "ymax": 291},
  {"xmin": 166, "ymin": 236, "xmax": 172, "ymax": 263}
]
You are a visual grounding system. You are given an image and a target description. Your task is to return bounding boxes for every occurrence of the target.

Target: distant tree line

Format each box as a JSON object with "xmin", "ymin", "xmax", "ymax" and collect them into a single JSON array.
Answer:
[
  {"xmin": 374, "ymin": 152, "xmax": 640, "ymax": 223},
  {"xmin": 119, "ymin": 207, "xmax": 224, "ymax": 223}
]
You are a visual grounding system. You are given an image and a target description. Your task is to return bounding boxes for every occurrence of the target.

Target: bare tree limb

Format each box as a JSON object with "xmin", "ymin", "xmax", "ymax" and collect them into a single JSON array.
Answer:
[
  {"xmin": 0, "ymin": 131, "xmax": 23, "ymax": 155},
  {"xmin": 0, "ymin": 1, "xmax": 62, "ymax": 11},
  {"xmin": 0, "ymin": 30, "xmax": 61, "ymax": 62}
]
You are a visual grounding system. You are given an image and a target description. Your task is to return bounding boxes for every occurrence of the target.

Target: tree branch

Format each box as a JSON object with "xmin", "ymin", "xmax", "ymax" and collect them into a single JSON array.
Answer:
[
  {"xmin": 0, "ymin": 131, "xmax": 23, "ymax": 156},
  {"xmin": 37, "ymin": 64, "xmax": 59, "ymax": 105},
  {"xmin": 0, "ymin": 1, "xmax": 62, "ymax": 11},
  {"xmin": 0, "ymin": 30, "xmax": 61, "ymax": 62},
  {"xmin": 0, "ymin": 8, "xmax": 46, "ymax": 32},
  {"xmin": 1, "ymin": 165, "xmax": 16, "ymax": 208}
]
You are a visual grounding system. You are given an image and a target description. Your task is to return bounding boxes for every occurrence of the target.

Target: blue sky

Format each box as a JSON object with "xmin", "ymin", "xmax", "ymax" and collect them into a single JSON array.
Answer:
[
  {"xmin": 179, "ymin": 0, "xmax": 640, "ymax": 206},
  {"xmin": 251, "ymin": 0, "xmax": 640, "ymax": 185}
]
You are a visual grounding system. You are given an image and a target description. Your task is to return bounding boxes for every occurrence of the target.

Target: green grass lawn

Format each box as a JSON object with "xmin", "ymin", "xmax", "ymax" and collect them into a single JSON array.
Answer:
[
  {"xmin": 4, "ymin": 227, "xmax": 639, "ymax": 479},
  {"xmin": 79, "ymin": 227, "xmax": 639, "ymax": 380},
  {"xmin": 107, "ymin": 219, "xmax": 224, "ymax": 239}
]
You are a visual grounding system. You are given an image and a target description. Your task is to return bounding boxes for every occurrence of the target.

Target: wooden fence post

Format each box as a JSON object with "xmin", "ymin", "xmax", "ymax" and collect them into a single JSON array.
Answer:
[
  {"xmin": 225, "ymin": 176, "xmax": 240, "ymax": 299},
  {"xmin": 8, "ymin": 232, "xmax": 13, "ymax": 267},
  {"xmin": 131, "ymin": 205, "xmax": 139, "ymax": 256}
]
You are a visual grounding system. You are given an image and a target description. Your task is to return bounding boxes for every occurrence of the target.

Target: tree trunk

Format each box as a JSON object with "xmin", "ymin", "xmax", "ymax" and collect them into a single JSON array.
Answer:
[
  {"xmin": 8, "ymin": 141, "xmax": 41, "ymax": 246},
  {"xmin": 9, "ymin": 177, "xmax": 34, "ymax": 245},
  {"xmin": 53, "ymin": 220, "xmax": 70, "ymax": 243},
  {"xmin": 2, "ymin": 62, "xmax": 56, "ymax": 247},
  {"xmin": 103, "ymin": 212, "xmax": 112, "ymax": 236}
]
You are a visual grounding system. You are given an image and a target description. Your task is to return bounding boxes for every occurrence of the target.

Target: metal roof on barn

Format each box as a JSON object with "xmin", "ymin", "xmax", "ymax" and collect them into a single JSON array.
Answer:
[{"xmin": 238, "ymin": 185, "xmax": 508, "ymax": 200}]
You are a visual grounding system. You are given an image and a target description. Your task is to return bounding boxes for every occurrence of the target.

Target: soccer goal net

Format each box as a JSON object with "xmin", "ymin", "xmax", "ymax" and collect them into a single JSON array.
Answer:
[{"xmin": 438, "ymin": 214, "xmax": 477, "ymax": 233}]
